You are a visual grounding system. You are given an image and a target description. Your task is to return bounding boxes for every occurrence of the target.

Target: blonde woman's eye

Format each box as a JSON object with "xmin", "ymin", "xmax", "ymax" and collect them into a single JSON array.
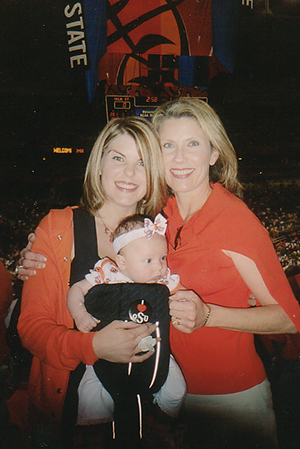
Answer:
[
  {"xmin": 137, "ymin": 159, "xmax": 144, "ymax": 166},
  {"xmin": 189, "ymin": 141, "xmax": 199, "ymax": 147},
  {"xmin": 112, "ymin": 155, "xmax": 123, "ymax": 161}
]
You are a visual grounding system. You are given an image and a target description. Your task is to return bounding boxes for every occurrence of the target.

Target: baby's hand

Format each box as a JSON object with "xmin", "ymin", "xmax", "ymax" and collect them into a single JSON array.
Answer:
[{"xmin": 75, "ymin": 311, "xmax": 100, "ymax": 333}]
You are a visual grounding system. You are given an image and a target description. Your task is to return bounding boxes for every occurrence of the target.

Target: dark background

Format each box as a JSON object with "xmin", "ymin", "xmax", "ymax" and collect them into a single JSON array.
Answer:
[{"xmin": 1, "ymin": 0, "xmax": 300, "ymax": 186}]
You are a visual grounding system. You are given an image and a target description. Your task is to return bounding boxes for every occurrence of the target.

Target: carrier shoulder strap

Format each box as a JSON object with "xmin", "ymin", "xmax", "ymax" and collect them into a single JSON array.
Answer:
[
  {"xmin": 61, "ymin": 208, "xmax": 99, "ymax": 447},
  {"xmin": 70, "ymin": 208, "xmax": 99, "ymax": 286}
]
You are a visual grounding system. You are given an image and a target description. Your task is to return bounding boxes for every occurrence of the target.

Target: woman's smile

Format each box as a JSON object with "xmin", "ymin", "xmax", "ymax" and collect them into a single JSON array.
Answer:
[
  {"xmin": 170, "ymin": 168, "xmax": 195, "ymax": 178},
  {"xmin": 115, "ymin": 181, "xmax": 140, "ymax": 191}
]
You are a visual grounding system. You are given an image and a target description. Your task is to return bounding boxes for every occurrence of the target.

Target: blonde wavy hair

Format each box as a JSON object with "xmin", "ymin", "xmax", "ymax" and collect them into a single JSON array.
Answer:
[
  {"xmin": 81, "ymin": 117, "xmax": 168, "ymax": 216},
  {"xmin": 152, "ymin": 97, "xmax": 243, "ymax": 197}
]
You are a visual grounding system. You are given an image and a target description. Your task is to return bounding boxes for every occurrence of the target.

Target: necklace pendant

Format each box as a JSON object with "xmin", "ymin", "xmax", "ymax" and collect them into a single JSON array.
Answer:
[{"xmin": 104, "ymin": 226, "xmax": 114, "ymax": 242}]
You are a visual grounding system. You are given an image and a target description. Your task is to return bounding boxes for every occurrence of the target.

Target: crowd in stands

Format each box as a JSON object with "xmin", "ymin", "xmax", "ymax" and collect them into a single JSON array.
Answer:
[
  {"xmin": 0, "ymin": 174, "xmax": 84, "ymax": 283},
  {"xmin": 1, "ymin": 178, "xmax": 299, "ymax": 284},
  {"xmin": 243, "ymin": 180, "xmax": 300, "ymax": 278}
]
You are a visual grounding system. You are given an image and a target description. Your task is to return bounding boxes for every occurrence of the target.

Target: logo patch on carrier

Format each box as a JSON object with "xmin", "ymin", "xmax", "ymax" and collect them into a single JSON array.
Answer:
[{"xmin": 128, "ymin": 299, "xmax": 152, "ymax": 324}]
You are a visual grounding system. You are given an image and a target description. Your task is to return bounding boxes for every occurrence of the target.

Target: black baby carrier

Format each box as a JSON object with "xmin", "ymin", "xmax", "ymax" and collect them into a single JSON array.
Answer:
[{"xmin": 61, "ymin": 208, "xmax": 171, "ymax": 448}]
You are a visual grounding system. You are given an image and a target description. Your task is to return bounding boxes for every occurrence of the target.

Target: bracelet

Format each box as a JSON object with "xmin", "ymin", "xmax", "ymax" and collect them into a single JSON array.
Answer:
[{"xmin": 202, "ymin": 304, "xmax": 211, "ymax": 327}]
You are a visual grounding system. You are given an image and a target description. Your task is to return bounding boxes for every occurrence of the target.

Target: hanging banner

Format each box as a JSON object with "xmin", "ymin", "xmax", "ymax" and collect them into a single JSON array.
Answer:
[
  {"xmin": 60, "ymin": 1, "xmax": 240, "ymax": 102},
  {"xmin": 83, "ymin": 0, "xmax": 107, "ymax": 102},
  {"xmin": 63, "ymin": 0, "xmax": 106, "ymax": 102},
  {"xmin": 97, "ymin": 0, "xmax": 240, "ymax": 90},
  {"xmin": 106, "ymin": 0, "xmax": 212, "ymax": 56},
  {"xmin": 64, "ymin": 2, "xmax": 89, "ymax": 70},
  {"xmin": 212, "ymin": 0, "xmax": 241, "ymax": 74},
  {"xmin": 99, "ymin": 0, "xmax": 213, "ymax": 87}
]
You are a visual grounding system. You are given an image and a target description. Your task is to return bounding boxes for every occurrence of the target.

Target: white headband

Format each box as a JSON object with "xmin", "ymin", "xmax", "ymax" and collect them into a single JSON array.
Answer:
[{"xmin": 113, "ymin": 213, "xmax": 167, "ymax": 254}]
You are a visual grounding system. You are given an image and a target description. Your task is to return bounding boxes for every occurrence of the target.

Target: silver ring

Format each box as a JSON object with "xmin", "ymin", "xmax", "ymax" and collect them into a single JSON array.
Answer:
[
  {"xmin": 172, "ymin": 317, "xmax": 181, "ymax": 327},
  {"xmin": 15, "ymin": 265, "xmax": 23, "ymax": 275}
]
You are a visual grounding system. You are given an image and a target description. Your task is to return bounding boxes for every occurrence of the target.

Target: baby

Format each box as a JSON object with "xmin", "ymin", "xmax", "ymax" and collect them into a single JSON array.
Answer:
[
  {"xmin": 67, "ymin": 213, "xmax": 181, "ymax": 333},
  {"xmin": 66, "ymin": 213, "xmax": 186, "ymax": 428}
]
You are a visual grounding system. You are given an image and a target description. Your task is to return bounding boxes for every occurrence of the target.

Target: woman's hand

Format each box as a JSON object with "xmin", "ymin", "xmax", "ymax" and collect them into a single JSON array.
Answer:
[
  {"xmin": 17, "ymin": 232, "xmax": 47, "ymax": 280},
  {"xmin": 169, "ymin": 289, "xmax": 210, "ymax": 334},
  {"xmin": 92, "ymin": 320, "xmax": 158, "ymax": 363}
]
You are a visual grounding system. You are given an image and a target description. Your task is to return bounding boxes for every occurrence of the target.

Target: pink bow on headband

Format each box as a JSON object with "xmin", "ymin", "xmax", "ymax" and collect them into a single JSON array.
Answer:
[{"xmin": 144, "ymin": 213, "xmax": 167, "ymax": 239}]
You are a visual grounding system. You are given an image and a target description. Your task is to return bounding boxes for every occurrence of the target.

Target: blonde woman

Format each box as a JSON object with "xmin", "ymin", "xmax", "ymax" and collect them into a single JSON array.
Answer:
[{"xmin": 151, "ymin": 98, "xmax": 300, "ymax": 449}]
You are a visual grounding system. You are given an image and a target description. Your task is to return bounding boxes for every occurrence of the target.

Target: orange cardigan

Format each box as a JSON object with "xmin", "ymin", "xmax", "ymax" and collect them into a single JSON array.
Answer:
[{"xmin": 18, "ymin": 207, "xmax": 98, "ymax": 421}]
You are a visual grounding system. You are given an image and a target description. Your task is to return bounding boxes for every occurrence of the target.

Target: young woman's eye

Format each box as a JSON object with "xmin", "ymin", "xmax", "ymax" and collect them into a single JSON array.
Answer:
[
  {"xmin": 112, "ymin": 155, "xmax": 123, "ymax": 161},
  {"xmin": 162, "ymin": 142, "xmax": 174, "ymax": 149},
  {"xmin": 189, "ymin": 141, "xmax": 199, "ymax": 147},
  {"xmin": 137, "ymin": 159, "xmax": 144, "ymax": 166}
]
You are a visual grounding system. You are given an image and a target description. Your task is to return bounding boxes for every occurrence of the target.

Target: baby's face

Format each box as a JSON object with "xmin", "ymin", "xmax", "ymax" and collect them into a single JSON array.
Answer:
[{"xmin": 118, "ymin": 233, "xmax": 168, "ymax": 283}]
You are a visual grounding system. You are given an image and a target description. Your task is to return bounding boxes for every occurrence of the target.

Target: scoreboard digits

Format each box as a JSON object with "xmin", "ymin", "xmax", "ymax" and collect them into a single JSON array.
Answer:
[
  {"xmin": 105, "ymin": 96, "xmax": 134, "ymax": 120},
  {"xmin": 105, "ymin": 95, "xmax": 158, "ymax": 122},
  {"xmin": 114, "ymin": 100, "xmax": 132, "ymax": 109}
]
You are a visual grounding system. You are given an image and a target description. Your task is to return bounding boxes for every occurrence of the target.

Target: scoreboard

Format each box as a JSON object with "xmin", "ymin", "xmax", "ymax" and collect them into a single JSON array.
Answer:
[
  {"xmin": 105, "ymin": 95, "xmax": 160, "ymax": 122},
  {"xmin": 105, "ymin": 93, "xmax": 208, "ymax": 122}
]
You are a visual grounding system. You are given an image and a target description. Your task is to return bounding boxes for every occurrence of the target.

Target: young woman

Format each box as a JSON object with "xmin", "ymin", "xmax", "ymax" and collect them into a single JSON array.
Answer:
[{"xmin": 16, "ymin": 116, "xmax": 169, "ymax": 447}]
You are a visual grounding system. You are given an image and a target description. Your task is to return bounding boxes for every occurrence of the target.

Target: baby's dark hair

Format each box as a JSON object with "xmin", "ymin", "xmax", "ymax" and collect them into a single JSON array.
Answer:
[{"xmin": 113, "ymin": 213, "xmax": 151, "ymax": 240}]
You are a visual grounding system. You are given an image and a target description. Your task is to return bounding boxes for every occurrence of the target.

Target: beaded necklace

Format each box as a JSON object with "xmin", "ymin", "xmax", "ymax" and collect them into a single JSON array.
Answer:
[{"xmin": 98, "ymin": 215, "xmax": 114, "ymax": 242}]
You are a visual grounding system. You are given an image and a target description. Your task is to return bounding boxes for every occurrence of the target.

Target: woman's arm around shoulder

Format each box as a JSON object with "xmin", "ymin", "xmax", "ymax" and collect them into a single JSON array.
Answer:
[{"xmin": 17, "ymin": 207, "xmax": 77, "ymax": 280}]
